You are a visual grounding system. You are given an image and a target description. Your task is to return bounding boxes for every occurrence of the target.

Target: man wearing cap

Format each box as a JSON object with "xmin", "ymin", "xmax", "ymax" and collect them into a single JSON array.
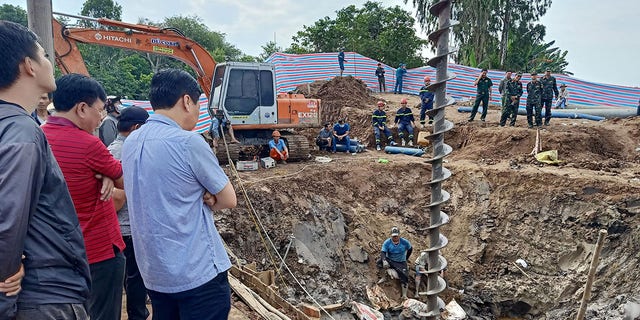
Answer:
[
  {"xmin": 338, "ymin": 48, "xmax": 347, "ymax": 77},
  {"xmin": 316, "ymin": 122, "xmax": 334, "ymax": 151},
  {"xmin": 269, "ymin": 130, "xmax": 289, "ymax": 163},
  {"xmin": 418, "ymin": 76, "xmax": 435, "ymax": 128},
  {"xmin": 107, "ymin": 106, "xmax": 149, "ymax": 320},
  {"xmin": 469, "ymin": 69, "xmax": 493, "ymax": 122},
  {"xmin": 375, "ymin": 63, "xmax": 386, "ymax": 92},
  {"xmin": 498, "ymin": 71, "xmax": 513, "ymax": 112},
  {"xmin": 526, "ymin": 72, "xmax": 544, "ymax": 128},
  {"xmin": 394, "ymin": 99, "xmax": 416, "ymax": 146},
  {"xmin": 556, "ymin": 83, "xmax": 569, "ymax": 109},
  {"xmin": 372, "ymin": 101, "xmax": 396, "ymax": 151},
  {"xmin": 99, "ymin": 95, "xmax": 122, "ymax": 146},
  {"xmin": 499, "ymin": 72, "xmax": 523, "ymax": 127},
  {"xmin": 332, "ymin": 118, "xmax": 351, "ymax": 153},
  {"xmin": 377, "ymin": 226, "xmax": 413, "ymax": 300},
  {"xmin": 394, "ymin": 63, "xmax": 407, "ymax": 94},
  {"xmin": 540, "ymin": 70, "xmax": 559, "ymax": 125}
]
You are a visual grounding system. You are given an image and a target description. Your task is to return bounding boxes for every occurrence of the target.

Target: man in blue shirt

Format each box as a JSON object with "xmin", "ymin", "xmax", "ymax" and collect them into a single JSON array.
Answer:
[
  {"xmin": 338, "ymin": 48, "xmax": 347, "ymax": 77},
  {"xmin": 377, "ymin": 226, "xmax": 413, "ymax": 300},
  {"xmin": 122, "ymin": 69, "xmax": 237, "ymax": 320},
  {"xmin": 394, "ymin": 63, "xmax": 407, "ymax": 94},
  {"xmin": 269, "ymin": 130, "xmax": 289, "ymax": 163},
  {"xmin": 394, "ymin": 98, "xmax": 416, "ymax": 147},
  {"xmin": 372, "ymin": 101, "xmax": 396, "ymax": 151},
  {"xmin": 332, "ymin": 118, "xmax": 351, "ymax": 153}
]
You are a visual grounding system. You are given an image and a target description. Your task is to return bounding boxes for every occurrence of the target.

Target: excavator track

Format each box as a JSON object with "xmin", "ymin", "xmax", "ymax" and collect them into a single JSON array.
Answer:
[
  {"xmin": 215, "ymin": 142, "xmax": 243, "ymax": 164},
  {"xmin": 283, "ymin": 135, "xmax": 310, "ymax": 161}
]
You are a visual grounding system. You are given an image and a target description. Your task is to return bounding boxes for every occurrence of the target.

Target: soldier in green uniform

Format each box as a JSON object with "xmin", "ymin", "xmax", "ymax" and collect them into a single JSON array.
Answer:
[
  {"xmin": 499, "ymin": 72, "xmax": 522, "ymax": 127},
  {"xmin": 498, "ymin": 71, "xmax": 513, "ymax": 112},
  {"xmin": 526, "ymin": 72, "xmax": 544, "ymax": 128},
  {"xmin": 540, "ymin": 69, "xmax": 559, "ymax": 125},
  {"xmin": 468, "ymin": 68, "xmax": 493, "ymax": 122}
]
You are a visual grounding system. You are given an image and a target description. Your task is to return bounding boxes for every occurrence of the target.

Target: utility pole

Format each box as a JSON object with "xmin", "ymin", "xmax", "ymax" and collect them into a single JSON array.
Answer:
[{"xmin": 27, "ymin": 0, "xmax": 55, "ymax": 66}]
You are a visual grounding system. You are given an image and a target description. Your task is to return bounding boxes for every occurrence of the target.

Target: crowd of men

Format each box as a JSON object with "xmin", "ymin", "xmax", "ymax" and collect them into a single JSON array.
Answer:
[{"xmin": 0, "ymin": 21, "xmax": 236, "ymax": 320}]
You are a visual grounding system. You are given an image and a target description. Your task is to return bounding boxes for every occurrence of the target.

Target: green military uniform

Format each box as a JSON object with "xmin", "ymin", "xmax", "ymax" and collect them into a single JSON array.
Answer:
[
  {"xmin": 500, "ymin": 77, "xmax": 523, "ymax": 127},
  {"xmin": 469, "ymin": 76, "xmax": 493, "ymax": 121},
  {"xmin": 540, "ymin": 74, "xmax": 559, "ymax": 125},
  {"xmin": 526, "ymin": 79, "xmax": 544, "ymax": 128},
  {"xmin": 498, "ymin": 76, "xmax": 511, "ymax": 111}
]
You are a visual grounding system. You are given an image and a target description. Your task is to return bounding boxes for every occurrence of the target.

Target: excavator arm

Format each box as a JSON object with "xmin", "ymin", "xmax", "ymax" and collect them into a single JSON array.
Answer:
[{"xmin": 52, "ymin": 17, "xmax": 215, "ymax": 97}]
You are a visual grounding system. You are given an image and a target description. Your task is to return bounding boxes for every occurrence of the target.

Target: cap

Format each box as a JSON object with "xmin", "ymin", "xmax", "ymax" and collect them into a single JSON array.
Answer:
[
  {"xmin": 117, "ymin": 106, "xmax": 149, "ymax": 132},
  {"xmin": 545, "ymin": 69, "xmax": 551, "ymax": 72},
  {"xmin": 560, "ymin": 83, "xmax": 567, "ymax": 87},
  {"xmin": 107, "ymin": 95, "xmax": 122, "ymax": 102},
  {"xmin": 377, "ymin": 100, "xmax": 385, "ymax": 107},
  {"xmin": 531, "ymin": 72, "xmax": 538, "ymax": 76},
  {"xmin": 272, "ymin": 130, "xmax": 281, "ymax": 137},
  {"xmin": 390, "ymin": 226, "xmax": 400, "ymax": 236}
]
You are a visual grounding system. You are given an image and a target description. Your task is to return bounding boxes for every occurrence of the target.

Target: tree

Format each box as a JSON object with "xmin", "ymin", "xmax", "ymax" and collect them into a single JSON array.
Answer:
[
  {"xmin": 290, "ymin": 1, "xmax": 427, "ymax": 68},
  {"xmin": 404, "ymin": 0, "xmax": 570, "ymax": 73},
  {"xmin": 259, "ymin": 41, "xmax": 282, "ymax": 61},
  {"xmin": 0, "ymin": 4, "xmax": 27, "ymax": 26}
]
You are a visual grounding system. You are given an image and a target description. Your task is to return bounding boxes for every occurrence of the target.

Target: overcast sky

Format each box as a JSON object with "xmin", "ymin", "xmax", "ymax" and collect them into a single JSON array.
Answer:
[{"xmin": 5, "ymin": 0, "xmax": 639, "ymax": 87}]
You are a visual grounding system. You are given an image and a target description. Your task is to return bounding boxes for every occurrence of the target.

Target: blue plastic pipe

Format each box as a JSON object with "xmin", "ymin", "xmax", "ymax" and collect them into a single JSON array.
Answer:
[{"xmin": 383, "ymin": 146, "xmax": 425, "ymax": 157}]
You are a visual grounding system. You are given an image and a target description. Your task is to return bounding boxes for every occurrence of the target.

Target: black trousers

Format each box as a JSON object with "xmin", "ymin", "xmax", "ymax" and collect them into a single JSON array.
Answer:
[
  {"xmin": 123, "ymin": 236, "xmax": 150, "ymax": 320},
  {"xmin": 88, "ymin": 250, "xmax": 125, "ymax": 320}
]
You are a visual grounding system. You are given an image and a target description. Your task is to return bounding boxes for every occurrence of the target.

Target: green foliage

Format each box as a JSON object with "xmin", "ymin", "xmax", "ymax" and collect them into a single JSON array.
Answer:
[
  {"xmin": 405, "ymin": 0, "xmax": 571, "ymax": 74},
  {"xmin": 0, "ymin": 4, "xmax": 27, "ymax": 26},
  {"xmin": 259, "ymin": 41, "xmax": 282, "ymax": 61},
  {"xmin": 290, "ymin": 1, "xmax": 427, "ymax": 68}
]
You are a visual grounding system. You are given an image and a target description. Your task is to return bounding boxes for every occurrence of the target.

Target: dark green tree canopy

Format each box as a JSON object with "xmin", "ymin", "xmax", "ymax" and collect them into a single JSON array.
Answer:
[
  {"xmin": 288, "ymin": 1, "xmax": 427, "ymax": 68},
  {"xmin": 0, "ymin": 4, "xmax": 27, "ymax": 26}
]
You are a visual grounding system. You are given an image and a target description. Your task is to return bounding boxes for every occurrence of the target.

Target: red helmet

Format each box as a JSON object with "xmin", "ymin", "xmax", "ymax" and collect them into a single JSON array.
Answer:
[
  {"xmin": 424, "ymin": 76, "xmax": 431, "ymax": 82},
  {"xmin": 400, "ymin": 98, "xmax": 408, "ymax": 104},
  {"xmin": 377, "ymin": 101, "xmax": 385, "ymax": 107}
]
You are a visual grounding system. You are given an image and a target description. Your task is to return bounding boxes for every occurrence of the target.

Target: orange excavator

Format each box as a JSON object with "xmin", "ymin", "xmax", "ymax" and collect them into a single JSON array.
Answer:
[{"xmin": 52, "ymin": 12, "xmax": 320, "ymax": 161}]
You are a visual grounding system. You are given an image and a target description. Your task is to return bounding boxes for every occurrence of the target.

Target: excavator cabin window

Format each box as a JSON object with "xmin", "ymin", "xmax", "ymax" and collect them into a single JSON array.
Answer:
[{"xmin": 224, "ymin": 69, "xmax": 274, "ymax": 116}]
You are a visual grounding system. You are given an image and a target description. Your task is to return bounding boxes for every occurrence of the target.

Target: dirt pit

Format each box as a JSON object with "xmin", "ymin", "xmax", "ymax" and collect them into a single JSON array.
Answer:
[{"xmin": 212, "ymin": 81, "xmax": 640, "ymax": 320}]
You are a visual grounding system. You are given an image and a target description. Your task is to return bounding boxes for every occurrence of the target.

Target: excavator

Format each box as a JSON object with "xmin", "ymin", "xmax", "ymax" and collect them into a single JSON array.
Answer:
[{"xmin": 52, "ymin": 13, "xmax": 320, "ymax": 162}]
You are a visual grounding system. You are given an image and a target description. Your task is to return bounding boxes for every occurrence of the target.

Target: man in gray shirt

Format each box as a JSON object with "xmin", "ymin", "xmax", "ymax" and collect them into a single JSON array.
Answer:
[{"xmin": 99, "ymin": 95, "xmax": 122, "ymax": 146}]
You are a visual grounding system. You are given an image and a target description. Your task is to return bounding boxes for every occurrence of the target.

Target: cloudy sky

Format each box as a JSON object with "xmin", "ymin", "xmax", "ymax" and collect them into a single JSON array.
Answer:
[{"xmin": 6, "ymin": 0, "xmax": 639, "ymax": 87}]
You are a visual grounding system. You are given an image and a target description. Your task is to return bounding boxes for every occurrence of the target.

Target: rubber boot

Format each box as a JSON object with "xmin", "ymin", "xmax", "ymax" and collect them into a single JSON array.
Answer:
[{"xmin": 401, "ymin": 283, "xmax": 408, "ymax": 300}]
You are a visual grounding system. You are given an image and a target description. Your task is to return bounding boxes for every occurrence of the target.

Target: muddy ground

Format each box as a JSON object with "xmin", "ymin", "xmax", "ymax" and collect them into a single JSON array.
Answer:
[{"xmin": 218, "ymin": 77, "xmax": 640, "ymax": 319}]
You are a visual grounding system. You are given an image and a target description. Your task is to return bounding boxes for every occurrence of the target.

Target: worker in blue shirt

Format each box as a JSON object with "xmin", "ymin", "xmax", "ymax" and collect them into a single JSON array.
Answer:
[
  {"xmin": 372, "ymin": 101, "xmax": 397, "ymax": 151},
  {"xmin": 332, "ymin": 118, "xmax": 351, "ymax": 153},
  {"xmin": 338, "ymin": 48, "xmax": 347, "ymax": 77},
  {"xmin": 419, "ymin": 76, "xmax": 435, "ymax": 128},
  {"xmin": 377, "ymin": 226, "xmax": 413, "ymax": 300},
  {"xmin": 269, "ymin": 130, "xmax": 289, "ymax": 163},
  {"xmin": 393, "ymin": 98, "xmax": 416, "ymax": 147},
  {"xmin": 394, "ymin": 63, "xmax": 407, "ymax": 94}
]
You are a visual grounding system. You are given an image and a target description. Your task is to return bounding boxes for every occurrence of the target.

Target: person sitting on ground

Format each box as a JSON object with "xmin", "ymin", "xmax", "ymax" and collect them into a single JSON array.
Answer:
[
  {"xmin": 555, "ymin": 83, "xmax": 569, "ymax": 109},
  {"xmin": 418, "ymin": 76, "xmax": 435, "ymax": 128},
  {"xmin": 30, "ymin": 92, "xmax": 51, "ymax": 125},
  {"xmin": 332, "ymin": 118, "xmax": 351, "ymax": 153},
  {"xmin": 372, "ymin": 101, "xmax": 396, "ymax": 151},
  {"xmin": 316, "ymin": 122, "xmax": 333, "ymax": 151},
  {"xmin": 377, "ymin": 226, "xmax": 413, "ymax": 300},
  {"xmin": 393, "ymin": 98, "xmax": 416, "ymax": 147},
  {"xmin": 107, "ymin": 106, "xmax": 150, "ymax": 320},
  {"xmin": 269, "ymin": 130, "xmax": 289, "ymax": 163},
  {"xmin": 99, "ymin": 95, "xmax": 122, "ymax": 146}
]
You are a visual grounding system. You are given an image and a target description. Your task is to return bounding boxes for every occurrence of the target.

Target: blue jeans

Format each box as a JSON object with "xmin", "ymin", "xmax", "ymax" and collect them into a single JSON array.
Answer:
[
  {"xmin": 148, "ymin": 271, "xmax": 231, "ymax": 320},
  {"xmin": 397, "ymin": 123, "xmax": 414, "ymax": 140},
  {"xmin": 16, "ymin": 303, "xmax": 88, "ymax": 320},
  {"xmin": 332, "ymin": 135, "xmax": 351, "ymax": 152},
  {"xmin": 88, "ymin": 251, "xmax": 125, "ymax": 320},
  {"xmin": 373, "ymin": 126, "xmax": 393, "ymax": 145}
]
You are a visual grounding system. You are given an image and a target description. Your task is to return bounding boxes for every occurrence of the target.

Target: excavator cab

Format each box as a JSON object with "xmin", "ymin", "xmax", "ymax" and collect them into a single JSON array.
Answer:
[{"xmin": 209, "ymin": 62, "xmax": 277, "ymax": 126}]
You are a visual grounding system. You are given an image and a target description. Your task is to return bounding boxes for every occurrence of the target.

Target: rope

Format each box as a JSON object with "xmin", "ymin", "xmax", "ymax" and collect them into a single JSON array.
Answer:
[{"xmin": 217, "ymin": 130, "xmax": 337, "ymax": 320}]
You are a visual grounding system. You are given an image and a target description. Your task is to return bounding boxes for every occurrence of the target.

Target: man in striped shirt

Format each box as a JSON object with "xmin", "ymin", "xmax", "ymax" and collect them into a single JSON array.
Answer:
[{"xmin": 42, "ymin": 74, "xmax": 125, "ymax": 320}]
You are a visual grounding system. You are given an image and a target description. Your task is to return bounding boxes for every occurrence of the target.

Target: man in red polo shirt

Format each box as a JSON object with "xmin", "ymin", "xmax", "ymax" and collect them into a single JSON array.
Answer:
[{"xmin": 42, "ymin": 74, "xmax": 125, "ymax": 320}]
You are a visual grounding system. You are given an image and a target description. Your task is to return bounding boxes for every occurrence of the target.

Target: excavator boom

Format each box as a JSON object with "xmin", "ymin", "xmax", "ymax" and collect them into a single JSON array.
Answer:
[{"xmin": 52, "ymin": 17, "xmax": 214, "ymax": 96}]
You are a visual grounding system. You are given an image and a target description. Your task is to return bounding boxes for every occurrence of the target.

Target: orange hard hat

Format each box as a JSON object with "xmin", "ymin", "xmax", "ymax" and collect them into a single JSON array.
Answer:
[
  {"xmin": 401, "ymin": 98, "xmax": 408, "ymax": 104},
  {"xmin": 272, "ymin": 130, "xmax": 281, "ymax": 137},
  {"xmin": 377, "ymin": 101, "xmax": 385, "ymax": 107},
  {"xmin": 424, "ymin": 76, "xmax": 431, "ymax": 82}
]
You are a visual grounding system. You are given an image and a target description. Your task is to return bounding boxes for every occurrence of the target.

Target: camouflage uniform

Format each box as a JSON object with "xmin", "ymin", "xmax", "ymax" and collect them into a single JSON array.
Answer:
[
  {"xmin": 540, "ymin": 74, "xmax": 559, "ymax": 125},
  {"xmin": 469, "ymin": 76, "xmax": 493, "ymax": 121},
  {"xmin": 500, "ymin": 77, "xmax": 522, "ymax": 127},
  {"xmin": 498, "ymin": 76, "xmax": 512, "ymax": 111},
  {"xmin": 526, "ymin": 79, "xmax": 544, "ymax": 127}
]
